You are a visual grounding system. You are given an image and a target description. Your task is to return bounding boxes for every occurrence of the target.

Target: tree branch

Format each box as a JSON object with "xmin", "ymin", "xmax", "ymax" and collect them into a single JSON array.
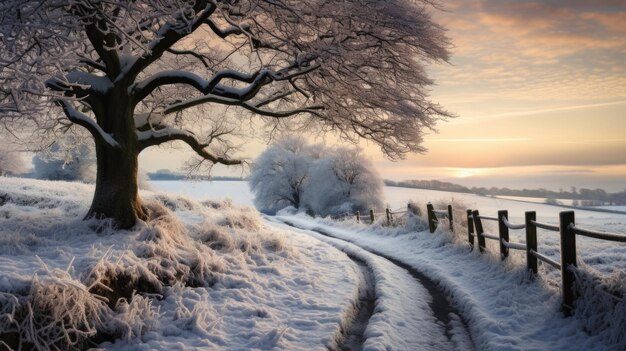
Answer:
[
  {"xmin": 56, "ymin": 99, "xmax": 120, "ymax": 149},
  {"xmin": 133, "ymin": 64, "xmax": 320, "ymax": 104},
  {"xmin": 204, "ymin": 18, "xmax": 249, "ymax": 38},
  {"xmin": 166, "ymin": 48, "xmax": 211, "ymax": 68},
  {"xmin": 123, "ymin": 3, "xmax": 217, "ymax": 82},
  {"xmin": 137, "ymin": 127, "xmax": 241, "ymax": 166},
  {"xmin": 163, "ymin": 93, "xmax": 324, "ymax": 118}
]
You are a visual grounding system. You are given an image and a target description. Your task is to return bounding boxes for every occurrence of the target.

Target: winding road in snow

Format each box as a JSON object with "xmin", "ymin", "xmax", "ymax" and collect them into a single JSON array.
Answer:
[{"xmin": 267, "ymin": 217, "xmax": 475, "ymax": 351}]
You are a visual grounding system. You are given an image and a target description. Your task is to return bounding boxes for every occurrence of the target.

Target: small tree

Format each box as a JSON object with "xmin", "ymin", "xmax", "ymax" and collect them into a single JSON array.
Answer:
[
  {"xmin": 306, "ymin": 147, "xmax": 383, "ymax": 216},
  {"xmin": 250, "ymin": 140, "xmax": 383, "ymax": 216},
  {"xmin": 249, "ymin": 138, "xmax": 314, "ymax": 213},
  {"xmin": 1, "ymin": 0, "xmax": 451, "ymax": 228}
]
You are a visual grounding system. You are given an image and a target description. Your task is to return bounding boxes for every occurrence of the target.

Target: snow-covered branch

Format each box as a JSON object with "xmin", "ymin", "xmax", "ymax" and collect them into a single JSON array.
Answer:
[
  {"xmin": 163, "ymin": 93, "xmax": 324, "ymax": 118},
  {"xmin": 2, "ymin": 0, "xmax": 452, "ymax": 165},
  {"xmin": 137, "ymin": 127, "xmax": 241, "ymax": 166},
  {"xmin": 56, "ymin": 100, "xmax": 120, "ymax": 149}
]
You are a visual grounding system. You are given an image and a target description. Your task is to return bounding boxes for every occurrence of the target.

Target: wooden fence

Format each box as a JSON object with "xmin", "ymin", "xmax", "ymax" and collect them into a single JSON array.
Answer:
[
  {"xmin": 466, "ymin": 206, "xmax": 625, "ymax": 315},
  {"xmin": 350, "ymin": 203, "xmax": 626, "ymax": 315}
]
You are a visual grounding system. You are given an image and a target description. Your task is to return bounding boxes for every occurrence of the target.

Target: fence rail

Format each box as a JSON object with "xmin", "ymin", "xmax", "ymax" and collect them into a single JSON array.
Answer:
[
  {"xmin": 339, "ymin": 202, "xmax": 623, "ymax": 315},
  {"xmin": 571, "ymin": 226, "xmax": 626, "ymax": 242},
  {"xmin": 466, "ymin": 207, "xmax": 625, "ymax": 315},
  {"xmin": 530, "ymin": 220, "xmax": 559, "ymax": 232},
  {"xmin": 529, "ymin": 249, "xmax": 561, "ymax": 270}
]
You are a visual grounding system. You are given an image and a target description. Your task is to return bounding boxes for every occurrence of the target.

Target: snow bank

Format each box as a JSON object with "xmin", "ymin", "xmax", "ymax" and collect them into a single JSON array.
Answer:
[
  {"xmin": 277, "ymin": 213, "xmax": 626, "ymax": 350},
  {"xmin": 0, "ymin": 177, "xmax": 359, "ymax": 350}
]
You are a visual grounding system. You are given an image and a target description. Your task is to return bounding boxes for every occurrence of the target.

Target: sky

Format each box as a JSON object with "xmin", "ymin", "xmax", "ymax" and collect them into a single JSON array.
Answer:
[{"xmin": 141, "ymin": 0, "xmax": 626, "ymax": 192}]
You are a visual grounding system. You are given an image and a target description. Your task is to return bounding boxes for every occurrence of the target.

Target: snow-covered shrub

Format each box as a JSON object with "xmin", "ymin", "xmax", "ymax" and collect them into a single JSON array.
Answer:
[
  {"xmin": 572, "ymin": 263, "xmax": 626, "ymax": 349},
  {"xmin": 250, "ymin": 138, "xmax": 384, "ymax": 217},
  {"xmin": 32, "ymin": 136, "xmax": 96, "ymax": 182},
  {"xmin": 32, "ymin": 135, "xmax": 151, "ymax": 189},
  {"xmin": 305, "ymin": 147, "xmax": 383, "ymax": 217},
  {"xmin": 249, "ymin": 138, "xmax": 314, "ymax": 214}
]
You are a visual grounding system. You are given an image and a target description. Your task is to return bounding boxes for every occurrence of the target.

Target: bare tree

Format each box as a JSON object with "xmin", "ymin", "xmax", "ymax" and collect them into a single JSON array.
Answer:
[
  {"xmin": 249, "ymin": 138, "xmax": 314, "ymax": 213},
  {"xmin": 306, "ymin": 146, "xmax": 384, "ymax": 217},
  {"xmin": 0, "ymin": 0, "xmax": 451, "ymax": 228}
]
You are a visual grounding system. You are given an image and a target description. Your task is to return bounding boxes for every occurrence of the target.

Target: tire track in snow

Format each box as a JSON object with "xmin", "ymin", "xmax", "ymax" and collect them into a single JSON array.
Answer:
[
  {"xmin": 271, "ymin": 218, "xmax": 475, "ymax": 350},
  {"xmin": 338, "ymin": 255, "xmax": 376, "ymax": 351}
]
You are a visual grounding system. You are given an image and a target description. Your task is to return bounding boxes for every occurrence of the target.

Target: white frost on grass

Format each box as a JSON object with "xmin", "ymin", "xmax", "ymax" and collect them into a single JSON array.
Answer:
[
  {"xmin": 0, "ymin": 177, "xmax": 359, "ymax": 350},
  {"xmin": 276, "ymin": 213, "xmax": 625, "ymax": 351}
]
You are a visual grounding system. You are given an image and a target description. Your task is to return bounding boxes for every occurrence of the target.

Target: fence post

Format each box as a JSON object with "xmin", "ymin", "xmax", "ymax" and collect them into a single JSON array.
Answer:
[
  {"xmin": 498, "ymin": 210, "xmax": 509, "ymax": 260},
  {"xmin": 467, "ymin": 209, "xmax": 475, "ymax": 249},
  {"xmin": 472, "ymin": 210, "xmax": 486, "ymax": 253},
  {"xmin": 356, "ymin": 211, "xmax": 360, "ymax": 223},
  {"xmin": 427, "ymin": 203, "xmax": 436, "ymax": 233},
  {"xmin": 525, "ymin": 211, "xmax": 538, "ymax": 275},
  {"xmin": 369, "ymin": 209, "xmax": 375, "ymax": 224},
  {"xmin": 386, "ymin": 208, "xmax": 391, "ymax": 226},
  {"xmin": 559, "ymin": 211, "xmax": 577, "ymax": 315},
  {"xmin": 447, "ymin": 205, "xmax": 454, "ymax": 232}
]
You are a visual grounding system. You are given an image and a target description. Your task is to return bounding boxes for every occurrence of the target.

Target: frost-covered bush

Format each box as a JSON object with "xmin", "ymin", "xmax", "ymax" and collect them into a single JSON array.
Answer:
[
  {"xmin": 250, "ymin": 138, "xmax": 384, "ymax": 216},
  {"xmin": 305, "ymin": 147, "xmax": 383, "ymax": 217},
  {"xmin": 572, "ymin": 264, "xmax": 626, "ymax": 348},
  {"xmin": 32, "ymin": 136, "xmax": 150, "ymax": 189},
  {"xmin": 249, "ymin": 138, "xmax": 318, "ymax": 214},
  {"xmin": 32, "ymin": 136, "xmax": 96, "ymax": 182}
]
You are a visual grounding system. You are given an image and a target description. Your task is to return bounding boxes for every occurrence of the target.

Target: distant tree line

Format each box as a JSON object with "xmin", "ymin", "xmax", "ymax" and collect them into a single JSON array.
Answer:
[
  {"xmin": 147, "ymin": 169, "xmax": 245, "ymax": 181},
  {"xmin": 384, "ymin": 179, "xmax": 626, "ymax": 206}
]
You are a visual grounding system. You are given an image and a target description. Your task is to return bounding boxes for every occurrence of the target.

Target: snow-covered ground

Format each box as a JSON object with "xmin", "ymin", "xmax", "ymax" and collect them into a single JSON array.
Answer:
[
  {"xmin": 266, "ymin": 218, "xmax": 473, "ymax": 350},
  {"xmin": 150, "ymin": 180, "xmax": 254, "ymax": 207},
  {"xmin": 151, "ymin": 181, "xmax": 626, "ymax": 278},
  {"xmin": 150, "ymin": 180, "xmax": 626, "ymax": 349},
  {"xmin": 3, "ymin": 177, "xmax": 622, "ymax": 350},
  {"xmin": 272, "ymin": 213, "xmax": 626, "ymax": 350},
  {"xmin": 0, "ymin": 177, "xmax": 362, "ymax": 350}
]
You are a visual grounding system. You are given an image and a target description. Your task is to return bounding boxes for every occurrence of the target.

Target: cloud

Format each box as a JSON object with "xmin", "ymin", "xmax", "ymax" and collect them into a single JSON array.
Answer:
[
  {"xmin": 431, "ymin": 0, "xmax": 626, "ymax": 104},
  {"xmin": 429, "ymin": 138, "xmax": 531, "ymax": 143},
  {"xmin": 472, "ymin": 100, "xmax": 626, "ymax": 121}
]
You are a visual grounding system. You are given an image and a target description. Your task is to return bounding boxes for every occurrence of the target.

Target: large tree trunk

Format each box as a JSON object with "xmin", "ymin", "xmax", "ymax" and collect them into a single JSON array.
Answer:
[{"xmin": 86, "ymin": 88, "xmax": 147, "ymax": 229}]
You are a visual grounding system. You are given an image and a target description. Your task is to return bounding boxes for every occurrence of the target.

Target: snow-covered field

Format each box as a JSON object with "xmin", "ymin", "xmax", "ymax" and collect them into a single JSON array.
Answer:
[
  {"xmin": 0, "ymin": 177, "xmax": 361, "ymax": 350},
  {"xmin": 151, "ymin": 181, "xmax": 626, "ymax": 278},
  {"xmin": 2, "ymin": 177, "xmax": 624, "ymax": 350}
]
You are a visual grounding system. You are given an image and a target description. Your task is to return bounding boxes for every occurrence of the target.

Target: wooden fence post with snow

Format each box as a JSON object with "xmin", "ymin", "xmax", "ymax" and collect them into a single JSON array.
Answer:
[
  {"xmin": 559, "ymin": 211, "xmax": 577, "ymax": 315},
  {"xmin": 386, "ymin": 208, "xmax": 391, "ymax": 225},
  {"xmin": 447, "ymin": 205, "xmax": 454, "ymax": 232},
  {"xmin": 369, "ymin": 209, "xmax": 375, "ymax": 224},
  {"xmin": 356, "ymin": 211, "xmax": 360, "ymax": 223},
  {"xmin": 525, "ymin": 211, "xmax": 538, "ymax": 274},
  {"xmin": 498, "ymin": 210, "xmax": 510, "ymax": 260},
  {"xmin": 427, "ymin": 203, "xmax": 436, "ymax": 233},
  {"xmin": 467, "ymin": 209, "xmax": 475, "ymax": 249},
  {"xmin": 472, "ymin": 210, "xmax": 486, "ymax": 253}
]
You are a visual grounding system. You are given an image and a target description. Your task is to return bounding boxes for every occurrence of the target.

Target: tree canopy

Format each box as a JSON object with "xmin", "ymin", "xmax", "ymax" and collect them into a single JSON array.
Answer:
[{"xmin": 0, "ymin": 0, "xmax": 451, "ymax": 227}]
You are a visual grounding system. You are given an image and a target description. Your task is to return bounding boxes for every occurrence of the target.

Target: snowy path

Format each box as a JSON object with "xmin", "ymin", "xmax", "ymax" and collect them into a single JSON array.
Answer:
[{"xmin": 266, "ymin": 217, "xmax": 474, "ymax": 351}]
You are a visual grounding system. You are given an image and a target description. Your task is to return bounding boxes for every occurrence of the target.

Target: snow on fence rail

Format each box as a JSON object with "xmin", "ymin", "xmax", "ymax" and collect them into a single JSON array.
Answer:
[
  {"xmin": 346, "ymin": 206, "xmax": 411, "ymax": 225},
  {"xmin": 466, "ymin": 207, "xmax": 626, "ymax": 315},
  {"xmin": 338, "ymin": 202, "xmax": 625, "ymax": 316}
]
